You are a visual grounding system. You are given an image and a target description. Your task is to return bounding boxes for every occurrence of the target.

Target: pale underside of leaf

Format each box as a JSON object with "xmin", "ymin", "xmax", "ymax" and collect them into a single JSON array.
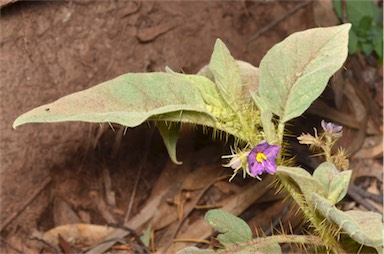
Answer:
[
  {"xmin": 13, "ymin": 72, "xmax": 217, "ymax": 129},
  {"xmin": 312, "ymin": 193, "xmax": 384, "ymax": 249}
]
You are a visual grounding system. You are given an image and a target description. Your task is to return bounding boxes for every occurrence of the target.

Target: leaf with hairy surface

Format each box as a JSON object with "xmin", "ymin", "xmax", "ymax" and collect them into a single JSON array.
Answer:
[
  {"xmin": 13, "ymin": 72, "xmax": 217, "ymax": 129},
  {"xmin": 257, "ymin": 24, "xmax": 351, "ymax": 123}
]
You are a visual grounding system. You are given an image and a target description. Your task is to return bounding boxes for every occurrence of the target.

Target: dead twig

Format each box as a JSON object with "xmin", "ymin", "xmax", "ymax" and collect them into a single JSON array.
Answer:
[
  {"xmin": 349, "ymin": 184, "xmax": 383, "ymax": 205},
  {"xmin": 263, "ymin": 203, "xmax": 291, "ymax": 236},
  {"xmin": 162, "ymin": 174, "xmax": 227, "ymax": 253},
  {"xmin": 0, "ymin": 177, "xmax": 51, "ymax": 231},
  {"xmin": 124, "ymin": 127, "xmax": 155, "ymax": 224},
  {"xmin": 247, "ymin": 0, "xmax": 312, "ymax": 44},
  {"xmin": 348, "ymin": 184, "xmax": 381, "ymax": 213},
  {"xmin": 0, "ymin": 236, "xmax": 25, "ymax": 254}
]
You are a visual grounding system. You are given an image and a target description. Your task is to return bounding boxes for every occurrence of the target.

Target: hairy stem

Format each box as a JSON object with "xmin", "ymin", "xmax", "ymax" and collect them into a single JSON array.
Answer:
[{"xmin": 277, "ymin": 121, "xmax": 285, "ymax": 151}]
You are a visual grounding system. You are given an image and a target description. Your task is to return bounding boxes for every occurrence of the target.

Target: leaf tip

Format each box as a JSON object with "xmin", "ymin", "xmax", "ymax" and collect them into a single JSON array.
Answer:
[{"xmin": 12, "ymin": 117, "xmax": 23, "ymax": 129}]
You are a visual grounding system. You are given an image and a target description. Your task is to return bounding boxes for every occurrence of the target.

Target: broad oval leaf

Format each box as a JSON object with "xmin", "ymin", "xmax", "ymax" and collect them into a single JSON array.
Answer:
[
  {"xmin": 13, "ymin": 72, "xmax": 216, "ymax": 129},
  {"xmin": 312, "ymin": 193, "xmax": 384, "ymax": 250},
  {"xmin": 258, "ymin": 24, "xmax": 351, "ymax": 123},
  {"xmin": 205, "ymin": 209, "xmax": 252, "ymax": 248}
]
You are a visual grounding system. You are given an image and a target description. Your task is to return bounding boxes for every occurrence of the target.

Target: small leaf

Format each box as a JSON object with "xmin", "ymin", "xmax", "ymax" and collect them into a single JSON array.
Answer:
[
  {"xmin": 312, "ymin": 193, "xmax": 384, "ymax": 250},
  {"xmin": 258, "ymin": 24, "xmax": 351, "ymax": 122},
  {"xmin": 312, "ymin": 162, "xmax": 351, "ymax": 204},
  {"xmin": 157, "ymin": 122, "xmax": 182, "ymax": 165},
  {"xmin": 198, "ymin": 60, "xmax": 259, "ymax": 101},
  {"xmin": 209, "ymin": 39, "xmax": 243, "ymax": 106},
  {"xmin": 205, "ymin": 209, "xmax": 252, "ymax": 248},
  {"xmin": 328, "ymin": 170, "xmax": 352, "ymax": 204},
  {"xmin": 235, "ymin": 60, "xmax": 259, "ymax": 100},
  {"xmin": 168, "ymin": 73, "xmax": 227, "ymax": 115},
  {"xmin": 140, "ymin": 224, "xmax": 151, "ymax": 247},
  {"xmin": 277, "ymin": 166, "xmax": 326, "ymax": 207},
  {"xmin": 312, "ymin": 162, "xmax": 339, "ymax": 194}
]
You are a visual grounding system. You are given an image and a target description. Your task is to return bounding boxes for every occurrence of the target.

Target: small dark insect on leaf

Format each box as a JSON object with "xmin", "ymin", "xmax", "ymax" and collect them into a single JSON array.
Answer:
[{"xmin": 45, "ymin": 108, "xmax": 50, "ymax": 112}]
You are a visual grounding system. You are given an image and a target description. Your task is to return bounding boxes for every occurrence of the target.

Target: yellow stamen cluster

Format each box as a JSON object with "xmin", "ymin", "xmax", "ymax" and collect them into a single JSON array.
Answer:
[{"xmin": 256, "ymin": 152, "xmax": 267, "ymax": 163}]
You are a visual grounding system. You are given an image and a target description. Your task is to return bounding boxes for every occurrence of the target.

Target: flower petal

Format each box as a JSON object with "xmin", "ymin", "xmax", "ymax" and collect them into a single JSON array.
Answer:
[
  {"xmin": 264, "ymin": 145, "xmax": 280, "ymax": 159},
  {"xmin": 263, "ymin": 159, "xmax": 277, "ymax": 174},
  {"xmin": 249, "ymin": 162, "xmax": 265, "ymax": 176}
]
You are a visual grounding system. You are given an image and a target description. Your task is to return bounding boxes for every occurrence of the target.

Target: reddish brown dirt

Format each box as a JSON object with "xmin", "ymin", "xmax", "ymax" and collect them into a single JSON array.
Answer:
[{"xmin": 1, "ymin": 1, "xmax": 381, "ymax": 254}]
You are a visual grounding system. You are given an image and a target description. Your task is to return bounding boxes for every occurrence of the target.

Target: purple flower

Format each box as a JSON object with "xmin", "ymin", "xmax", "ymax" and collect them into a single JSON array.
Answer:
[
  {"xmin": 247, "ymin": 141, "xmax": 281, "ymax": 177},
  {"xmin": 321, "ymin": 120, "xmax": 343, "ymax": 137}
]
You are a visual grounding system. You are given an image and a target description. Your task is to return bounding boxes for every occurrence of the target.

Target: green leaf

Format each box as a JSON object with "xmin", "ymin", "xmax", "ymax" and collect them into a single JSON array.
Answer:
[
  {"xmin": 195, "ymin": 58, "xmax": 262, "ymax": 144},
  {"xmin": 140, "ymin": 223, "xmax": 151, "ymax": 247},
  {"xmin": 333, "ymin": 0, "xmax": 380, "ymax": 27},
  {"xmin": 312, "ymin": 162, "xmax": 339, "ymax": 194},
  {"xmin": 251, "ymin": 93, "xmax": 276, "ymax": 143},
  {"xmin": 277, "ymin": 166, "xmax": 326, "ymax": 208},
  {"xmin": 13, "ymin": 72, "xmax": 217, "ymax": 129},
  {"xmin": 205, "ymin": 209, "xmax": 252, "ymax": 248},
  {"xmin": 209, "ymin": 39, "xmax": 243, "ymax": 107},
  {"xmin": 157, "ymin": 122, "xmax": 182, "ymax": 165},
  {"xmin": 373, "ymin": 37, "xmax": 383, "ymax": 60},
  {"xmin": 348, "ymin": 29, "xmax": 359, "ymax": 55},
  {"xmin": 198, "ymin": 60, "xmax": 259, "ymax": 101},
  {"xmin": 259, "ymin": 109, "xmax": 276, "ymax": 143},
  {"xmin": 327, "ymin": 170, "xmax": 351, "ymax": 204},
  {"xmin": 172, "ymin": 73, "xmax": 227, "ymax": 116},
  {"xmin": 235, "ymin": 60, "xmax": 259, "ymax": 100},
  {"xmin": 257, "ymin": 24, "xmax": 351, "ymax": 123},
  {"xmin": 333, "ymin": 0, "xmax": 382, "ymax": 29},
  {"xmin": 361, "ymin": 41, "xmax": 374, "ymax": 56},
  {"xmin": 357, "ymin": 16, "xmax": 373, "ymax": 36},
  {"xmin": 313, "ymin": 162, "xmax": 351, "ymax": 204},
  {"xmin": 312, "ymin": 193, "xmax": 384, "ymax": 251}
]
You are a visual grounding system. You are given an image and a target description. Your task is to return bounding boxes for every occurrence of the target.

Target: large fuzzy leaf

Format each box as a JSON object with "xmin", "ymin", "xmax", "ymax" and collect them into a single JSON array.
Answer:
[
  {"xmin": 312, "ymin": 193, "xmax": 384, "ymax": 252},
  {"xmin": 13, "ymin": 72, "xmax": 216, "ymax": 129},
  {"xmin": 257, "ymin": 24, "xmax": 351, "ymax": 123}
]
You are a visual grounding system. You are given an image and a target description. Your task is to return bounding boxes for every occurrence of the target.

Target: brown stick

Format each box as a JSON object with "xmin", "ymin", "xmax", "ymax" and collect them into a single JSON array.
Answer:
[
  {"xmin": 124, "ymin": 128, "xmax": 155, "ymax": 224},
  {"xmin": 0, "ymin": 177, "xmax": 51, "ymax": 231},
  {"xmin": 247, "ymin": 0, "xmax": 312, "ymax": 44}
]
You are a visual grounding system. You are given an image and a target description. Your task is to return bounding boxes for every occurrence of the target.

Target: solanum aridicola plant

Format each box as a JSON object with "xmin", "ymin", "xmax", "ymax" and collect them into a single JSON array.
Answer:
[{"xmin": 13, "ymin": 24, "xmax": 383, "ymax": 253}]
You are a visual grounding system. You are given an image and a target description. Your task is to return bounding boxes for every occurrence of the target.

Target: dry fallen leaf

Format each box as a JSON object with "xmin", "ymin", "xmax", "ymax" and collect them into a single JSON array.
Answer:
[{"xmin": 39, "ymin": 224, "xmax": 118, "ymax": 248}]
